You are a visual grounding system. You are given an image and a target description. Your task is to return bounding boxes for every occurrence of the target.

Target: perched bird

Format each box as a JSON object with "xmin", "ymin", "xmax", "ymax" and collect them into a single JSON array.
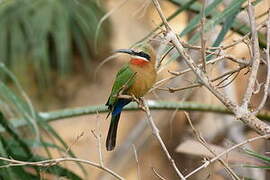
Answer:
[{"xmin": 105, "ymin": 44, "xmax": 157, "ymax": 151}]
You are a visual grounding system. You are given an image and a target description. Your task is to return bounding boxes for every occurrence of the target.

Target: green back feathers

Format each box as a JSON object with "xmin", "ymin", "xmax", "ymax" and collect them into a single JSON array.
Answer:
[{"xmin": 106, "ymin": 64, "xmax": 135, "ymax": 108}]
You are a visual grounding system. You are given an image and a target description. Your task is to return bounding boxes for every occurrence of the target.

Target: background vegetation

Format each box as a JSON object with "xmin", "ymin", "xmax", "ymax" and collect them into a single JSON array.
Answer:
[{"xmin": 0, "ymin": 0, "xmax": 269, "ymax": 179}]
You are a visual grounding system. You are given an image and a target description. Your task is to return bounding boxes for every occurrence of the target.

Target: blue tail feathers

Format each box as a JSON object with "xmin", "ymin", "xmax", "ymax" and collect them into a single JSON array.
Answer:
[
  {"xmin": 106, "ymin": 98, "xmax": 131, "ymax": 151},
  {"xmin": 112, "ymin": 98, "xmax": 131, "ymax": 116}
]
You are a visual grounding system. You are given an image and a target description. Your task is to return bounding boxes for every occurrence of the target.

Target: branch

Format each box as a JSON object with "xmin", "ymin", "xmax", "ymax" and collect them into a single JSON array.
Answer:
[
  {"xmin": 184, "ymin": 112, "xmax": 240, "ymax": 180},
  {"xmin": 151, "ymin": 0, "xmax": 270, "ymax": 135},
  {"xmin": 241, "ymin": 1, "xmax": 261, "ymax": 109},
  {"xmin": 5, "ymin": 101, "xmax": 270, "ymax": 133},
  {"xmin": 0, "ymin": 157, "xmax": 124, "ymax": 180},
  {"xmin": 141, "ymin": 99, "xmax": 186, "ymax": 179},
  {"xmin": 184, "ymin": 134, "xmax": 270, "ymax": 179},
  {"xmin": 253, "ymin": 11, "xmax": 270, "ymax": 114},
  {"xmin": 169, "ymin": 0, "xmax": 267, "ymax": 48}
]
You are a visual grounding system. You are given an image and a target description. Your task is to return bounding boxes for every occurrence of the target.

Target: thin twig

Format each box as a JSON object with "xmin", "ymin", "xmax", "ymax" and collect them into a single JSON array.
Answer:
[
  {"xmin": 65, "ymin": 131, "xmax": 84, "ymax": 155},
  {"xmin": 184, "ymin": 112, "xmax": 240, "ymax": 180},
  {"xmin": 184, "ymin": 134, "xmax": 270, "ymax": 179},
  {"xmin": 217, "ymin": 70, "xmax": 240, "ymax": 89},
  {"xmin": 200, "ymin": 0, "xmax": 207, "ymax": 72},
  {"xmin": 0, "ymin": 157, "xmax": 124, "ymax": 180},
  {"xmin": 141, "ymin": 98, "xmax": 186, "ymax": 179},
  {"xmin": 96, "ymin": 112, "xmax": 104, "ymax": 167},
  {"xmin": 151, "ymin": 0, "xmax": 270, "ymax": 135},
  {"xmin": 210, "ymin": 64, "xmax": 247, "ymax": 82},
  {"xmin": 241, "ymin": 0, "xmax": 261, "ymax": 109},
  {"xmin": 157, "ymin": 46, "xmax": 174, "ymax": 69},
  {"xmin": 151, "ymin": 55, "xmax": 230, "ymax": 92},
  {"xmin": 165, "ymin": 65, "xmax": 247, "ymax": 93},
  {"xmin": 167, "ymin": 83, "xmax": 201, "ymax": 93},
  {"xmin": 152, "ymin": 167, "xmax": 168, "ymax": 180},
  {"xmin": 253, "ymin": 11, "xmax": 270, "ymax": 115},
  {"xmin": 132, "ymin": 144, "xmax": 141, "ymax": 180}
]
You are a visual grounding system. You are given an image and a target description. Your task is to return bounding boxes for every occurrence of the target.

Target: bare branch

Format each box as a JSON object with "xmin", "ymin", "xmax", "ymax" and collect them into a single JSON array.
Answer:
[
  {"xmin": 152, "ymin": 167, "xmax": 168, "ymax": 180},
  {"xmin": 0, "ymin": 157, "xmax": 124, "ymax": 180},
  {"xmin": 253, "ymin": 11, "xmax": 270, "ymax": 114},
  {"xmin": 241, "ymin": 1, "xmax": 261, "ymax": 109},
  {"xmin": 167, "ymin": 83, "xmax": 201, "ymax": 93},
  {"xmin": 141, "ymin": 98, "xmax": 186, "ymax": 179},
  {"xmin": 184, "ymin": 134, "xmax": 270, "ymax": 179},
  {"xmin": 200, "ymin": 0, "xmax": 206, "ymax": 72},
  {"xmin": 151, "ymin": 55, "xmax": 232, "ymax": 92},
  {"xmin": 151, "ymin": 0, "xmax": 270, "ymax": 135},
  {"xmin": 132, "ymin": 144, "xmax": 141, "ymax": 180},
  {"xmin": 184, "ymin": 112, "xmax": 240, "ymax": 180}
]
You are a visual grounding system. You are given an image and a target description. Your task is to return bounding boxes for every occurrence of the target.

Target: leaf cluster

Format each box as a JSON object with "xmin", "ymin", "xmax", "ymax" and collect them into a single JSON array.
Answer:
[{"xmin": 0, "ymin": 0, "xmax": 111, "ymax": 87}]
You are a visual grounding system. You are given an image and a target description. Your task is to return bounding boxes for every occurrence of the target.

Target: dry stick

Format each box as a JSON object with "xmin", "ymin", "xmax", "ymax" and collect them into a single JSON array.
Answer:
[
  {"xmin": 181, "ymin": 41, "xmax": 249, "ymax": 65},
  {"xmin": 0, "ymin": 157, "xmax": 124, "ymax": 180},
  {"xmin": 166, "ymin": 64, "xmax": 248, "ymax": 93},
  {"xmin": 141, "ymin": 99, "xmax": 186, "ymax": 179},
  {"xmin": 157, "ymin": 45, "xmax": 174, "ymax": 69},
  {"xmin": 253, "ymin": 11, "xmax": 270, "ymax": 115},
  {"xmin": 241, "ymin": 1, "xmax": 262, "ymax": 110},
  {"xmin": 184, "ymin": 112, "xmax": 240, "ymax": 180},
  {"xmin": 65, "ymin": 131, "xmax": 84, "ymax": 155},
  {"xmin": 96, "ymin": 112, "xmax": 104, "ymax": 167},
  {"xmin": 132, "ymin": 0, "xmax": 151, "ymax": 18},
  {"xmin": 152, "ymin": 167, "xmax": 168, "ymax": 180},
  {"xmin": 151, "ymin": 0, "xmax": 270, "ymax": 135},
  {"xmin": 153, "ymin": 44, "xmax": 250, "ymax": 91},
  {"xmin": 167, "ymin": 83, "xmax": 201, "ymax": 93},
  {"xmin": 217, "ymin": 71, "xmax": 240, "ymax": 89},
  {"xmin": 200, "ymin": 0, "xmax": 207, "ymax": 73},
  {"xmin": 151, "ymin": 55, "xmax": 229, "ymax": 92},
  {"xmin": 184, "ymin": 134, "xmax": 270, "ymax": 179},
  {"xmin": 180, "ymin": 20, "xmax": 266, "ymax": 52},
  {"xmin": 132, "ymin": 144, "xmax": 141, "ymax": 180},
  {"xmin": 216, "ymin": 71, "xmax": 236, "ymax": 87},
  {"xmin": 211, "ymin": 64, "xmax": 247, "ymax": 82}
]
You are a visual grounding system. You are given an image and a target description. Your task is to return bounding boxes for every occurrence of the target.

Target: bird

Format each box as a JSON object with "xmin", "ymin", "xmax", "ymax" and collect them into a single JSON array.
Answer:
[{"xmin": 105, "ymin": 44, "xmax": 157, "ymax": 151}]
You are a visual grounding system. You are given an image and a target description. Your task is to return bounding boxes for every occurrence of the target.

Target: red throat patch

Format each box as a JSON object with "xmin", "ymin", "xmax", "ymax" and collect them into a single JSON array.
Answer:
[{"xmin": 130, "ymin": 58, "xmax": 148, "ymax": 66}]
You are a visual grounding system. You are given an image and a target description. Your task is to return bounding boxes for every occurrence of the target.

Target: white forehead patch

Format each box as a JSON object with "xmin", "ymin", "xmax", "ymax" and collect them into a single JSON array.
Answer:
[{"xmin": 131, "ymin": 55, "xmax": 149, "ymax": 62}]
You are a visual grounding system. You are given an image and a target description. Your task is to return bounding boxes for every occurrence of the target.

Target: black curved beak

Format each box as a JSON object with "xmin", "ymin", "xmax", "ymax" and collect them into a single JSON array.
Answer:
[{"xmin": 114, "ymin": 49, "xmax": 135, "ymax": 55}]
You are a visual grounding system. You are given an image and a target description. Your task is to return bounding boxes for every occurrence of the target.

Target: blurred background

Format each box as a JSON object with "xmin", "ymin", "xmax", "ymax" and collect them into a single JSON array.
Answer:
[{"xmin": 0, "ymin": 0, "xmax": 270, "ymax": 179}]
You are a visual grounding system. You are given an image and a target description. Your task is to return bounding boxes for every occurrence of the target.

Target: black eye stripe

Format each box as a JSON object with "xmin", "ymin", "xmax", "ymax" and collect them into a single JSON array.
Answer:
[{"xmin": 134, "ymin": 51, "xmax": 151, "ymax": 61}]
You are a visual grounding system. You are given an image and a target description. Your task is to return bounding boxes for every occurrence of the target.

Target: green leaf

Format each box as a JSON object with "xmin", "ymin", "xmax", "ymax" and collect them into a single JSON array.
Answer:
[
  {"xmin": 0, "ymin": 81, "xmax": 38, "ymax": 134},
  {"xmin": 0, "ymin": 138, "xmax": 18, "ymax": 179},
  {"xmin": 179, "ymin": 0, "xmax": 223, "ymax": 37},
  {"xmin": 135, "ymin": 0, "xmax": 196, "ymax": 46},
  {"xmin": 38, "ymin": 116, "xmax": 88, "ymax": 177},
  {"xmin": 244, "ymin": 149, "xmax": 270, "ymax": 164},
  {"xmin": 244, "ymin": 165, "xmax": 270, "ymax": 169},
  {"xmin": 52, "ymin": 1, "xmax": 71, "ymax": 75},
  {"xmin": 171, "ymin": 0, "xmax": 266, "ymax": 48},
  {"xmin": 206, "ymin": 0, "xmax": 244, "ymax": 61},
  {"xmin": 189, "ymin": 0, "xmax": 246, "ymax": 44},
  {"xmin": 0, "ymin": 0, "xmax": 111, "ymax": 88}
]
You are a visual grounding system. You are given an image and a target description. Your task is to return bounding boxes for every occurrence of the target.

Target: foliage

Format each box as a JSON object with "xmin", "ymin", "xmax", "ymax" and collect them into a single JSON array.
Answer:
[
  {"xmin": 0, "ymin": 63, "xmax": 86, "ymax": 179},
  {"xmin": 244, "ymin": 149, "xmax": 270, "ymax": 169},
  {"xmin": 0, "ymin": 0, "xmax": 269, "ymax": 179},
  {"xmin": 0, "ymin": 0, "xmax": 111, "ymax": 87}
]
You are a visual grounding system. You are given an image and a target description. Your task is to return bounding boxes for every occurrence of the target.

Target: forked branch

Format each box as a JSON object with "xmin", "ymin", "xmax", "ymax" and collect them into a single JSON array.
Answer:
[{"xmin": 151, "ymin": 0, "xmax": 270, "ymax": 135}]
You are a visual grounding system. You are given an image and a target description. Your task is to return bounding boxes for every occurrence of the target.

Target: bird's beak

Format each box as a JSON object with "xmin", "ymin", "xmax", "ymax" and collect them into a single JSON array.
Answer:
[{"xmin": 114, "ymin": 49, "xmax": 135, "ymax": 55}]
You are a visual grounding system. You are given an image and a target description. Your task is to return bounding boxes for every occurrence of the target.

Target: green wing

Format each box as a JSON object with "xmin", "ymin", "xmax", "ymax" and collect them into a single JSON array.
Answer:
[{"xmin": 106, "ymin": 64, "xmax": 135, "ymax": 108}]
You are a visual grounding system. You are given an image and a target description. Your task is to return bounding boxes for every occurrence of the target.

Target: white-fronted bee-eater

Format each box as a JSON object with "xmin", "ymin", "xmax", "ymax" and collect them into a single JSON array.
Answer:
[{"xmin": 105, "ymin": 44, "xmax": 157, "ymax": 151}]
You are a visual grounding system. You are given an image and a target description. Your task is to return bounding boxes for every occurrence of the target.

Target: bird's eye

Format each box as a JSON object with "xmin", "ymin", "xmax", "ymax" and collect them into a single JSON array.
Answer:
[{"xmin": 136, "ymin": 51, "xmax": 150, "ymax": 61}]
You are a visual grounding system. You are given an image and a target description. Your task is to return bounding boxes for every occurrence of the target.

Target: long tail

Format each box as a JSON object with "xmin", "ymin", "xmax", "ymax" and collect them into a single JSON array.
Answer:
[
  {"xmin": 106, "ymin": 113, "xmax": 121, "ymax": 151},
  {"xmin": 106, "ymin": 98, "xmax": 131, "ymax": 151}
]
